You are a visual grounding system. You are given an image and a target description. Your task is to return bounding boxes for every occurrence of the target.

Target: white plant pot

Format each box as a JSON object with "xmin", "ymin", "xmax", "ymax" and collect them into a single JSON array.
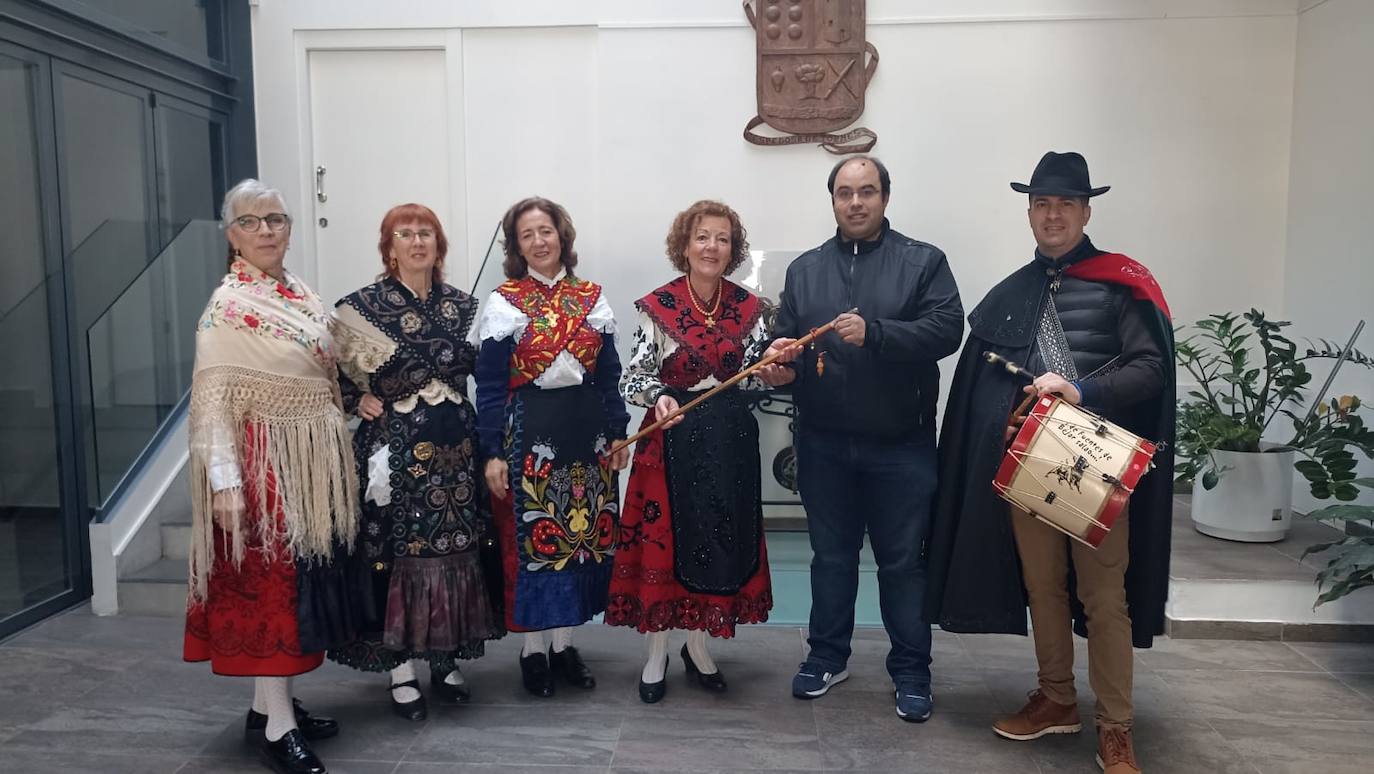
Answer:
[{"xmin": 1191, "ymin": 448, "xmax": 1294, "ymax": 542}]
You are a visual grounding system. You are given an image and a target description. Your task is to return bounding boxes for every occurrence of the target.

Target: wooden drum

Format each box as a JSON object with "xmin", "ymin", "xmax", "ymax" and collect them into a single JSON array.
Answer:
[{"xmin": 993, "ymin": 395, "xmax": 1158, "ymax": 549}]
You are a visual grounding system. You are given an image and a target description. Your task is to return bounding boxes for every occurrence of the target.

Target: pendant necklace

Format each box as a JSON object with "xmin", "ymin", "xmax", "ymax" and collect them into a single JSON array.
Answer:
[{"xmin": 688, "ymin": 280, "xmax": 722, "ymax": 328}]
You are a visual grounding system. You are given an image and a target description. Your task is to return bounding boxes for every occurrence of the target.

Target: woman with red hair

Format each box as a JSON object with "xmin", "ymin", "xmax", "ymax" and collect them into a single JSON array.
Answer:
[{"xmin": 327, "ymin": 203, "xmax": 503, "ymax": 720}]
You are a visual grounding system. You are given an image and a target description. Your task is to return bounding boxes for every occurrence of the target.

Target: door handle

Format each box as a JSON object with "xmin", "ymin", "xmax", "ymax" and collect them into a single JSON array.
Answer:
[{"xmin": 315, "ymin": 165, "xmax": 327, "ymax": 203}]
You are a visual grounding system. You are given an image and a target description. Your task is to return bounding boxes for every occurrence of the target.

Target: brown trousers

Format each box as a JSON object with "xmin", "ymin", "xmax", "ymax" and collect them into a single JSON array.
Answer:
[{"xmin": 1010, "ymin": 505, "xmax": 1133, "ymax": 728}]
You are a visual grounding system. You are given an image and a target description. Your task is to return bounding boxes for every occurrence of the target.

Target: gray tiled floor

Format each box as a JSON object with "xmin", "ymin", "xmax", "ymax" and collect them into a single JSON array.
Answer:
[{"xmin": 2, "ymin": 606, "xmax": 1373, "ymax": 773}]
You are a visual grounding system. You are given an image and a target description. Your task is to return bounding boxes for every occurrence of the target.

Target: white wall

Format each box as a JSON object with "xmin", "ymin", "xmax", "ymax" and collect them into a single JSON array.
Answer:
[
  {"xmin": 251, "ymin": 0, "xmax": 1301, "ymax": 396},
  {"xmin": 1286, "ymin": 0, "xmax": 1374, "ymax": 511}
]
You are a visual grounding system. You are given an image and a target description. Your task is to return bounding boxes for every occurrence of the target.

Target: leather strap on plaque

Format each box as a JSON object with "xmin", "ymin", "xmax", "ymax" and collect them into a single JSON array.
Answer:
[{"xmin": 743, "ymin": 115, "xmax": 878, "ymax": 155}]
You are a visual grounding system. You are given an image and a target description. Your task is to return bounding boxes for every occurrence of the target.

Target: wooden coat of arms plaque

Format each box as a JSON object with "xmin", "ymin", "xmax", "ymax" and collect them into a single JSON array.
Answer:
[{"xmin": 742, "ymin": 0, "xmax": 879, "ymax": 154}]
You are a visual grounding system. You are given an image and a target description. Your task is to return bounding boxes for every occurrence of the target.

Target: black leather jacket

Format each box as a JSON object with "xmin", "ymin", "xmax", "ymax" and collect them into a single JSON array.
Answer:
[{"xmin": 772, "ymin": 220, "xmax": 964, "ymax": 439}]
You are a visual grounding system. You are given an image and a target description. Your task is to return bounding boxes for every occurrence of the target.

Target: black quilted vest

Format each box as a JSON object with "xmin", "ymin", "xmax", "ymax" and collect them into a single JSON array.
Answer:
[{"xmin": 1029, "ymin": 249, "xmax": 1125, "ymax": 378}]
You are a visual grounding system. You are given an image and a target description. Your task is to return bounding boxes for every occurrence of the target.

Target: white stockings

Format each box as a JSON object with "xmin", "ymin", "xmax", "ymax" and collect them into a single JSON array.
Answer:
[{"xmin": 254, "ymin": 676, "xmax": 296, "ymax": 741}]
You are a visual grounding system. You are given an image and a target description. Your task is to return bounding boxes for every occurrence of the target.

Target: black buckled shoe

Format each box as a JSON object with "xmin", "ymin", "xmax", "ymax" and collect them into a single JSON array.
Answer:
[
  {"xmin": 549, "ymin": 645, "xmax": 596, "ymax": 689},
  {"xmin": 638, "ymin": 654, "xmax": 668, "ymax": 704},
  {"xmin": 520, "ymin": 651, "xmax": 555, "ymax": 698},
  {"xmin": 681, "ymin": 643, "xmax": 728, "ymax": 692},
  {"xmin": 390, "ymin": 679, "xmax": 428, "ymax": 721},
  {"xmin": 245, "ymin": 698, "xmax": 340, "ymax": 744},
  {"xmin": 430, "ymin": 667, "xmax": 472, "ymax": 705},
  {"xmin": 259, "ymin": 728, "xmax": 327, "ymax": 774}
]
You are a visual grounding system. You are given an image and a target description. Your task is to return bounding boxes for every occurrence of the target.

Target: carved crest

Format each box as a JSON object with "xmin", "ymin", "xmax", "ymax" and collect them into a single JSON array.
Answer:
[{"xmin": 743, "ymin": 0, "xmax": 879, "ymax": 154}]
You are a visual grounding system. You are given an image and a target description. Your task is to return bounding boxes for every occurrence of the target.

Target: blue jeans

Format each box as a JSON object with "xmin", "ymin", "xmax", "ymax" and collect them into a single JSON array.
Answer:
[{"xmin": 796, "ymin": 426, "xmax": 937, "ymax": 686}]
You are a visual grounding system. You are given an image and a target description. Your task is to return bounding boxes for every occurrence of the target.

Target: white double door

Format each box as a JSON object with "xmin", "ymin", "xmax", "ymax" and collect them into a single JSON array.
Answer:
[{"xmin": 307, "ymin": 46, "xmax": 456, "ymax": 307}]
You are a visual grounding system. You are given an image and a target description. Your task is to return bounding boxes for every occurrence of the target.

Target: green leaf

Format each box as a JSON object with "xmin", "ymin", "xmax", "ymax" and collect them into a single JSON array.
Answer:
[
  {"xmin": 1306, "ymin": 503, "xmax": 1374, "ymax": 521},
  {"xmin": 1201, "ymin": 470, "xmax": 1219, "ymax": 490},
  {"xmin": 1334, "ymin": 484, "xmax": 1362, "ymax": 501},
  {"xmin": 1295, "ymin": 460, "xmax": 1325, "ymax": 476}
]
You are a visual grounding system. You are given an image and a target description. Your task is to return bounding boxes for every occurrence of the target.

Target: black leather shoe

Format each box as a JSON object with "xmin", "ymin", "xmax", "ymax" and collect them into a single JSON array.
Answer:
[
  {"xmin": 520, "ymin": 651, "xmax": 555, "ymax": 698},
  {"xmin": 390, "ymin": 679, "xmax": 428, "ymax": 721},
  {"xmin": 549, "ymin": 645, "xmax": 596, "ymax": 689},
  {"xmin": 245, "ymin": 698, "xmax": 340, "ymax": 744},
  {"xmin": 430, "ymin": 667, "xmax": 472, "ymax": 705},
  {"xmin": 681, "ymin": 643, "xmax": 728, "ymax": 692},
  {"xmin": 638, "ymin": 654, "xmax": 668, "ymax": 704},
  {"xmin": 259, "ymin": 728, "xmax": 327, "ymax": 774}
]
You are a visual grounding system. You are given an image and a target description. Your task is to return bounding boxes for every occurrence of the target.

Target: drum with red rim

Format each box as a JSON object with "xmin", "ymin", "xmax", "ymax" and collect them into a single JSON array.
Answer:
[{"xmin": 993, "ymin": 395, "xmax": 1158, "ymax": 549}]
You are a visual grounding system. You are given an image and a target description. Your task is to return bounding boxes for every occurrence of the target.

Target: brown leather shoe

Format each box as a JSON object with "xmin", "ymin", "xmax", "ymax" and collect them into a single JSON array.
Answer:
[
  {"xmin": 992, "ymin": 689, "xmax": 1082, "ymax": 741},
  {"xmin": 1096, "ymin": 725, "xmax": 1142, "ymax": 773}
]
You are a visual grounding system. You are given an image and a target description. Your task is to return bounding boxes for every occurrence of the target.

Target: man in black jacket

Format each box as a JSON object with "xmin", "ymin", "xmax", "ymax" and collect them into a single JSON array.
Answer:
[{"xmin": 760, "ymin": 156, "xmax": 963, "ymax": 722}]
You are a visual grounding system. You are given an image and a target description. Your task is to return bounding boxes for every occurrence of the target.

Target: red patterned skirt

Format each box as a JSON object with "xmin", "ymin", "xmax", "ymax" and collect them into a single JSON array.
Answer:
[
  {"xmin": 184, "ymin": 428, "xmax": 327, "ymax": 677},
  {"xmin": 184, "ymin": 528, "xmax": 323, "ymax": 676},
  {"xmin": 606, "ymin": 406, "xmax": 772, "ymax": 638}
]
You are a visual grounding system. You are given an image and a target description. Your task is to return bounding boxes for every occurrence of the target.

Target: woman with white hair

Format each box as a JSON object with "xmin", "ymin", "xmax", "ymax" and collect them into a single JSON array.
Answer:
[{"xmin": 184, "ymin": 178, "xmax": 359, "ymax": 774}]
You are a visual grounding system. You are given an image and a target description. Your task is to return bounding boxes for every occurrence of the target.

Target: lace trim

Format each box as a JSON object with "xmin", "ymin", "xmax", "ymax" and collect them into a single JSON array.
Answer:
[{"xmin": 477, "ymin": 291, "xmax": 529, "ymax": 342}]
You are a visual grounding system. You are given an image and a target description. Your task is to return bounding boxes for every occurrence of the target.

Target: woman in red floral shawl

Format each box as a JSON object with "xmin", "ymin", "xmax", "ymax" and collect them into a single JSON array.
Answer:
[{"xmin": 607, "ymin": 200, "xmax": 776, "ymax": 703}]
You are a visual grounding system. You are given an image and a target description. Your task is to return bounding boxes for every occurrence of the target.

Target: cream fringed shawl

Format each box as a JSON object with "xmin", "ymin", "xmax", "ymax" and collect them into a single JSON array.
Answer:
[{"xmin": 188, "ymin": 260, "xmax": 359, "ymax": 602}]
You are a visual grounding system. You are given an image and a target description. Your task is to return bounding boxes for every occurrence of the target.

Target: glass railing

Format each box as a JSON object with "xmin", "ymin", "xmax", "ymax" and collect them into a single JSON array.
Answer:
[{"xmin": 83, "ymin": 219, "xmax": 223, "ymax": 510}]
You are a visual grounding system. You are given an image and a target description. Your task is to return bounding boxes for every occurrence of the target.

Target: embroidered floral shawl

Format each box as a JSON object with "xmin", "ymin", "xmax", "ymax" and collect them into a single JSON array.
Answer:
[
  {"xmin": 188, "ymin": 259, "xmax": 359, "ymax": 601},
  {"xmin": 496, "ymin": 275, "xmax": 604, "ymax": 387}
]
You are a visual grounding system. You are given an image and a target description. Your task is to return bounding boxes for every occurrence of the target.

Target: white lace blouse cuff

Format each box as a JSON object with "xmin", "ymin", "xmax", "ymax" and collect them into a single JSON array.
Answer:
[
  {"xmin": 365, "ymin": 444, "xmax": 391, "ymax": 506},
  {"xmin": 477, "ymin": 291, "xmax": 528, "ymax": 342},
  {"xmin": 586, "ymin": 292, "xmax": 616, "ymax": 336}
]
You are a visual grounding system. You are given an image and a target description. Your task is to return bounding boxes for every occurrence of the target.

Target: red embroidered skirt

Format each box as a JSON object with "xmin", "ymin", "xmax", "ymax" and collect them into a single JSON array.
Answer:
[
  {"xmin": 183, "ymin": 530, "xmax": 323, "ymax": 676},
  {"xmin": 606, "ymin": 422, "xmax": 772, "ymax": 638},
  {"xmin": 184, "ymin": 428, "xmax": 324, "ymax": 677}
]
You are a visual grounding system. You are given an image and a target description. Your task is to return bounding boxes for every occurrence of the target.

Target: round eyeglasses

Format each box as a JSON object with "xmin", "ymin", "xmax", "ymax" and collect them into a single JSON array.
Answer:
[{"xmin": 234, "ymin": 213, "xmax": 292, "ymax": 233}]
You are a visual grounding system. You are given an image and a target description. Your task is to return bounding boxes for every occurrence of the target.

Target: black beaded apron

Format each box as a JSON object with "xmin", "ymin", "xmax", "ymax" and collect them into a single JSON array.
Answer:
[{"xmin": 661, "ymin": 387, "xmax": 762, "ymax": 595}]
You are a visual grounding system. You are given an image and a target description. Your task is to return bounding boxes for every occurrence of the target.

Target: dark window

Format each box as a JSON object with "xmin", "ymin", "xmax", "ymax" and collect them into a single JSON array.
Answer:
[{"xmin": 71, "ymin": 0, "xmax": 226, "ymax": 61}]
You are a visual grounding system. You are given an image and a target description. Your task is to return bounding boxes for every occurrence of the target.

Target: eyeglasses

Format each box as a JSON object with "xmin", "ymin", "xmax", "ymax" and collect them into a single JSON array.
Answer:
[
  {"xmin": 234, "ymin": 213, "xmax": 291, "ymax": 232},
  {"xmin": 832, "ymin": 186, "xmax": 881, "ymax": 203},
  {"xmin": 393, "ymin": 229, "xmax": 437, "ymax": 242}
]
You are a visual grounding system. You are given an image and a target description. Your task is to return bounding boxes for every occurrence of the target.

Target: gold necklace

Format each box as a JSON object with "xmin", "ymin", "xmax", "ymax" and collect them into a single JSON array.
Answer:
[{"xmin": 687, "ymin": 279, "xmax": 722, "ymax": 327}]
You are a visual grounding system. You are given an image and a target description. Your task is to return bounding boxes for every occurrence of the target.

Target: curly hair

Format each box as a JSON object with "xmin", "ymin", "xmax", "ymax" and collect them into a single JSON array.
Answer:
[
  {"xmin": 500, "ymin": 197, "xmax": 578, "ymax": 280},
  {"xmin": 664, "ymin": 200, "xmax": 750, "ymax": 276}
]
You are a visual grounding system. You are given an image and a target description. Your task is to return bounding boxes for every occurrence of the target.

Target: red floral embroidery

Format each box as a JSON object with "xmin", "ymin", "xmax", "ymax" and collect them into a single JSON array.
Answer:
[
  {"xmin": 276, "ymin": 282, "xmax": 303, "ymax": 300},
  {"xmin": 497, "ymin": 276, "xmax": 604, "ymax": 388},
  {"xmin": 243, "ymin": 314, "xmax": 260, "ymax": 328}
]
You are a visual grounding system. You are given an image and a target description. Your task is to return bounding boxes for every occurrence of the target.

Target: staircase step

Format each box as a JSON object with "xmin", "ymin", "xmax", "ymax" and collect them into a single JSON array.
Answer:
[
  {"xmin": 118, "ymin": 558, "xmax": 187, "ymax": 617},
  {"xmin": 161, "ymin": 521, "xmax": 192, "ymax": 561}
]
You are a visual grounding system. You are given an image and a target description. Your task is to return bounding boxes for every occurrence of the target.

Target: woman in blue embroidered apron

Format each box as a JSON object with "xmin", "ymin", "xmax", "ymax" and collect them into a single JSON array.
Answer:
[
  {"xmin": 328, "ymin": 204, "xmax": 503, "ymax": 721},
  {"xmin": 475, "ymin": 197, "xmax": 631, "ymax": 697}
]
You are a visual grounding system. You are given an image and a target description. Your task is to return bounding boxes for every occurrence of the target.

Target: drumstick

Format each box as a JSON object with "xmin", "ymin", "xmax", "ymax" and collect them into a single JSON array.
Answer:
[
  {"xmin": 608, "ymin": 307, "xmax": 858, "ymax": 457},
  {"xmin": 983, "ymin": 351, "xmax": 1036, "ymax": 382},
  {"xmin": 986, "ymin": 352, "xmax": 1040, "ymax": 439}
]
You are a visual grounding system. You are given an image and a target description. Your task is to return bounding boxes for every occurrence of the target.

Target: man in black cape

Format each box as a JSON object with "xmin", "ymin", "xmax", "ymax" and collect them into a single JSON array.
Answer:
[{"xmin": 924, "ymin": 151, "xmax": 1174, "ymax": 774}]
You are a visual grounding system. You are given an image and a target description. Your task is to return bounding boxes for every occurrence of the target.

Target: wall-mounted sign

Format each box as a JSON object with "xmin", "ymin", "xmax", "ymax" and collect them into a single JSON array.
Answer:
[{"xmin": 742, "ymin": 0, "xmax": 879, "ymax": 154}]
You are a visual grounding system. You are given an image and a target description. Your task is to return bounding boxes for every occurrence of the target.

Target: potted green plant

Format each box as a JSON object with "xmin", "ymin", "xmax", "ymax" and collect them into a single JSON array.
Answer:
[{"xmin": 1174, "ymin": 310, "xmax": 1372, "ymax": 541}]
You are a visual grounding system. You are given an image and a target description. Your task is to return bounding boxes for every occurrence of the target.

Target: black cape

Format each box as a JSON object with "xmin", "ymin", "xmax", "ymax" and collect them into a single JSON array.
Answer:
[{"xmin": 924, "ymin": 253, "xmax": 1175, "ymax": 648}]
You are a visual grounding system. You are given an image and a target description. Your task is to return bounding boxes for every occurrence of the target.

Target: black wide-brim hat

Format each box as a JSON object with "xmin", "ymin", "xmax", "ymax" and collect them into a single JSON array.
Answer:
[{"xmin": 1010, "ymin": 151, "xmax": 1110, "ymax": 198}]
